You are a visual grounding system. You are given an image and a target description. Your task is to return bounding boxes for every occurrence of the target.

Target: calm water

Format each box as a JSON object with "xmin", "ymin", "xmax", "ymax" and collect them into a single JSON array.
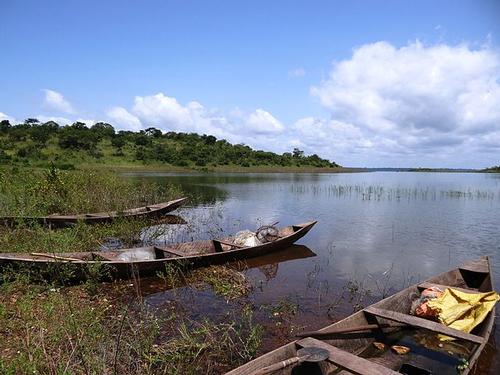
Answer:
[{"xmin": 125, "ymin": 171, "xmax": 500, "ymax": 374}]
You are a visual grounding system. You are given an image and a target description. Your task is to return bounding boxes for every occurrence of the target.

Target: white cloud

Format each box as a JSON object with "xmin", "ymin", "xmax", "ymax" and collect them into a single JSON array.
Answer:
[
  {"xmin": 310, "ymin": 40, "xmax": 500, "ymax": 166},
  {"xmin": 75, "ymin": 118, "xmax": 96, "ymax": 126},
  {"xmin": 22, "ymin": 40, "xmax": 500, "ymax": 168},
  {"xmin": 36, "ymin": 116, "xmax": 96, "ymax": 126},
  {"xmin": 133, "ymin": 93, "xmax": 191, "ymax": 128},
  {"xmin": 288, "ymin": 67, "xmax": 306, "ymax": 78},
  {"xmin": 106, "ymin": 107, "xmax": 142, "ymax": 131},
  {"xmin": 114, "ymin": 93, "xmax": 286, "ymax": 149},
  {"xmin": 36, "ymin": 115, "xmax": 72, "ymax": 125},
  {"xmin": 246, "ymin": 109, "xmax": 284, "ymax": 134},
  {"xmin": 0, "ymin": 112, "xmax": 15, "ymax": 123},
  {"xmin": 43, "ymin": 89, "xmax": 74, "ymax": 114}
]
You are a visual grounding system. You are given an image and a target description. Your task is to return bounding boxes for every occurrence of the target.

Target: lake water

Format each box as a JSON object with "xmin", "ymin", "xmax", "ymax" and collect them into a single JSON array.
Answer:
[{"xmin": 125, "ymin": 171, "xmax": 500, "ymax": 374}]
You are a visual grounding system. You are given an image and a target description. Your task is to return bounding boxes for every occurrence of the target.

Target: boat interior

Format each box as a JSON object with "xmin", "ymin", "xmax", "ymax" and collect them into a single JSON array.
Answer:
[
  {"xmin": 19, "ymin": 224, "xmax": 306, "ymax": 263},
  {"xmin": 232, "ymin": 259, "xmax": 492, "ymax": 375}
]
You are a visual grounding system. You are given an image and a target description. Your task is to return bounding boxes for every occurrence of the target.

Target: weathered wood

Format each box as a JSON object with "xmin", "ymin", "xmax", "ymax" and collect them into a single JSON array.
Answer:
[
  {"xmin": 418, "ymin": 282, "xmax": 480, "ymax": 294},
  {"xmin": 1, "ymin": 221, "xmax": 318, "ymax": 282},
  {"xmin": 364, "ymin": 306, "xmax": 484, "ymax": 344},
  {"xmin": 156, "ymin": 247, "xmax": 186, "ymax": 257},
  {"xmin": 250, "ymin": 356, "xmax": 302, "ymax": 375},
  {"xmin": 228, "ymin": 256, "xmax": 494, "ymax": 375},
  {"xmin": 295, "ymin": 323, "xmax": 404, "ymax": 338},
  {"xmin": 297, "ymin": 337, "xmax": 400, "ymax": 375},
  {"xmin": 0, "ymin": 197, "xmax": 187, "ymax": 228},
  {"xmin": 30, "ymin": 252, "xmax": 81, "ymax": 262},
  {"xmin": 459, "ymin": 258, "xmax": 489, "ymax": 273},
  {"xmin": 93, "ymin": 252, "xmax": 119, "ymax": 261},
  {"xmin": 214, "ymin": 239, "xmax": 246, "ymax": 249}
]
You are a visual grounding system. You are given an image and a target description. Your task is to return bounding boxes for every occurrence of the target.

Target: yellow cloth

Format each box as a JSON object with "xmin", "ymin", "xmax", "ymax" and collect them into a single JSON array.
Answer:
[{"xmin": 426, "ymin": 288, "xmax": 499, "ymax": 340}]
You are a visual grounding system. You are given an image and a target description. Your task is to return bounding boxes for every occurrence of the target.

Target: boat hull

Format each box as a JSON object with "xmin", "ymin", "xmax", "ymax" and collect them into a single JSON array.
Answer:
[
  {"xmin": 0, "ymin": 197, "xmax": 187, "ymax": 227},
  {"xmin": 227, "ymin": 256, "xmax": 495, "ymax": 375},
  {"xmin": 0, "ymin": 221, "xmax": 317, "ymax": 280}
]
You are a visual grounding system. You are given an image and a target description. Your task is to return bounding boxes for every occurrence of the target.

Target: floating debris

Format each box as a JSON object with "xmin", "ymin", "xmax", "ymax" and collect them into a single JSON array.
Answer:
[
  {"xmin": 391, "ymin": 345, "xmax": 410, "ymax": 355},
  {"xmin": 373, "ymin": 342, "xmax": 386, "ymax": 350}
]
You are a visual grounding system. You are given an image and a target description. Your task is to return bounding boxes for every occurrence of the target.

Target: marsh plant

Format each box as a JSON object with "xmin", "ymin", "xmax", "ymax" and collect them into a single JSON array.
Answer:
[
  {"xmin": 327, "ymin": 278, "xmax": 374, "ymax": 318},
  {"xmin": 154, "ymin": 306, "xmax": 262, "ymax": 375},
  {"xmin": 290, "ymin": 183, "xmax": 500, "ymax": 201}
]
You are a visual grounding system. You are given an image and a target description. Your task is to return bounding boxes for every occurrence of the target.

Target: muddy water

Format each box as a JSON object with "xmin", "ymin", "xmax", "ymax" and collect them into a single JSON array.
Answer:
[{"xmin": 124, "ymin": 171, "xmax": 500, "ymax": 374}]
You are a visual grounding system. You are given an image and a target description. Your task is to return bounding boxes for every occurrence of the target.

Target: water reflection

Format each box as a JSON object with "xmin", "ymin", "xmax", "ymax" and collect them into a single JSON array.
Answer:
[
  {"xmin": 139, "ymin": 245, "xmax": 317, "ymax": 296},
  {"xmin": 124, "ymin": 171, "xmax": 500, "ymax": 374}
]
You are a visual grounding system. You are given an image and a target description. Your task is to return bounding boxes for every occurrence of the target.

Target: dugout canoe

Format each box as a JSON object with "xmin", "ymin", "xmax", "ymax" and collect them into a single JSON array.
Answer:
[
  {"xmin": 0, "ymin": 197, "xmax": 188, "ymax": 227},
  {"xmin": 0, "ymin": 221, "xmax": 317, "ymax": 279},
  {"xmin": 228, "ymin": 256, "xmax": 495, "ymax": 375}
]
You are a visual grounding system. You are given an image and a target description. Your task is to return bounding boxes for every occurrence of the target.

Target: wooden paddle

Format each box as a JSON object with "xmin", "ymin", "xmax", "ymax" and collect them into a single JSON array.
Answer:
[
  {"xmin": 250, "ymin": 347, "xmax": 329, "ymax": 375},
  {"xmin": 30, "ymin": 252, "xmax": 81, "ymax": 262},
  {"xmin": 296, "ymin": 323, "xmax": 405, "ymax": 338}
]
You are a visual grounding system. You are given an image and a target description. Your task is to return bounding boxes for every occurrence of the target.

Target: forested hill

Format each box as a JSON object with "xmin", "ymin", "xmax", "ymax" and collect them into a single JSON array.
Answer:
[
  {"xmin": 0, "ymin": 119, "xmax": 339, "ymax": 170},
  {"xmin": 483, "ymin": 166, "xmax": 500, "ymax": 172}
]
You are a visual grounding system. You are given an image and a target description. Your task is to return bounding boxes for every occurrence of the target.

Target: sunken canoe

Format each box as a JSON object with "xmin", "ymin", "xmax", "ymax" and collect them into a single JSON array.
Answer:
[
  {"xmin": 228, "ymin": 256, "xmax": 495, "ymax": 375},
  {"xmin": 0, "ymin": 197, "xmax": 188, "ymax": 228},
  {"xmin": 0, "ymin": 221, "xmax": 317, "ymax": 280}
]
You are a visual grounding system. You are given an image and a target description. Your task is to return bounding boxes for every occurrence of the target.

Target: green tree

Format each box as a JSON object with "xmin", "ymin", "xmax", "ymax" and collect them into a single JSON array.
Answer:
[
  {"xmin": 292, "ymin": 148, "xmax": 304, "ymax": 158},
  {"xmin": 110, "ymin": 135, "xmax": 126, "ymax": 149},
  {"xmin": 24, "ymin": 118, "xmax": 39, "ymax": 126},
  {"xmin": 91, "ymin": 122, "xmax": 115, "ymax": 138},
  {"xmin": 0, "ymin": 120, "xmax": 11, "ymax": 133},
  {"xmin": 59, "ymin": 122, "xmax": 99, "ymax": 150},
  {"xmin": 144, "ymin": 127, "xmax": 162, "ymax": 138}
]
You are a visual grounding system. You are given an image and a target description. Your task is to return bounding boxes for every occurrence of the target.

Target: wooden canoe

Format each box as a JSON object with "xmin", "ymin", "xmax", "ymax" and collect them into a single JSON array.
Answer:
[
  {"xmin": 0, "ymin": 221, "xmax": 317, "ymax": 280},
  {"xmin": 228, "ymin": 256, "xmax": 496, "ymax": 375},
  {"xmin": 0, "ymin": 197, "xmax": 188, "ymax": 227}
]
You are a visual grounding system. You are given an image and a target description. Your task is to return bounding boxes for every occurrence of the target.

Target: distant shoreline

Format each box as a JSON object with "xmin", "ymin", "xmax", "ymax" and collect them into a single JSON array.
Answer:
[
  {"xmin": 3, "ymin": 162, "xmax": 497, "ymax": 174},
  {"xmin": 79, "ymin": 163, "xmax": 496, "ymax": 174}
]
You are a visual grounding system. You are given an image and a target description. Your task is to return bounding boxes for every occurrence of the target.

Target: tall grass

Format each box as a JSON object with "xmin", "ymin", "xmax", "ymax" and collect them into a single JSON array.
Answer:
[
  {"xmin": 290, "ymin": 183, "xmax": 500, "ymax": 201},
  {"xmin": 0, "ymin": 165, "xmax": 181, "ymax": 217},
  {"xmin": 0, "ymin": 166, "xmax": 265, "ymax": 374}
]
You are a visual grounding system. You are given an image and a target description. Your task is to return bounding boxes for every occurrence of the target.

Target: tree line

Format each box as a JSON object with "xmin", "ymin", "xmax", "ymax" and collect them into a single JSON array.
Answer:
[{"xmin": 0, "ymin": 118, "xmax": 339, "ymax": 169}]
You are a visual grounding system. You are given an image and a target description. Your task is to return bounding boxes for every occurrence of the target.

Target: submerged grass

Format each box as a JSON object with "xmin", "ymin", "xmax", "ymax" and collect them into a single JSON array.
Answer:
[
  {"xmin": 290, "ymin": 183, "xmax": 500, "ymax": 201},
  {"xmin": 191, "ymin": 265, "xmax": 252, "ymax": 300},
  {"xmin": 155, "ymin": 306, "xmax": 262, "ymax": 375}
]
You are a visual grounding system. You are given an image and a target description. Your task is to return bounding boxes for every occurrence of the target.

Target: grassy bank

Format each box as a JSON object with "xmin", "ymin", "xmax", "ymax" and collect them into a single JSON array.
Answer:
[
  {"xmin": 0, "ymin": 267, "xmax": 262, "ymax": 374},
  {"xmin": 0, "ymin": 166, "xmax": 266, "ymax": 374},
  {"xmin": 79, "ymin": 163, "xmax": 360, "ymax": 174}
]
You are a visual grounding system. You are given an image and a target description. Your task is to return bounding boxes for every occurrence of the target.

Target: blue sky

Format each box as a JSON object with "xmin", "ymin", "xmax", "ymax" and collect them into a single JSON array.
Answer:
[{"xmin": 1, "ymin": 0, "xmax": 500, "ymax": 167}]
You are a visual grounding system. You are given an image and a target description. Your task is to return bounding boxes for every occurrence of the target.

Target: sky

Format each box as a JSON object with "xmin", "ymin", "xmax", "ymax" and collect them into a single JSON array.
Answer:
[{"xmin": 1, "ymin": 0, "xmax": 500, "ymax": 168}]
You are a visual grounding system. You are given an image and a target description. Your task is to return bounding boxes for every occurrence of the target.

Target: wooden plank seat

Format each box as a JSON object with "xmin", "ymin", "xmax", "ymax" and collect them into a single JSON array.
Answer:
[
  {"xmin": 155, "ymin": 246, "xmax": 184, "ymax": 257},
  {"xmin": 459, "ymin": 259, "xmax": 489, "ymax": 273},
  {"xmin": 297, "ymin": 337, "xmax": 400, "ymax": 375},
  {"xmin": 364, "ymin": 306, "xmax": 484, "ymax": 344},
  {"xmin": 418, "ymin": 282, "xmax": 480, "ymax": 294},
  {"xmin": 212, "ymin": 239, "xmax": 245, "ymax": 253}
]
